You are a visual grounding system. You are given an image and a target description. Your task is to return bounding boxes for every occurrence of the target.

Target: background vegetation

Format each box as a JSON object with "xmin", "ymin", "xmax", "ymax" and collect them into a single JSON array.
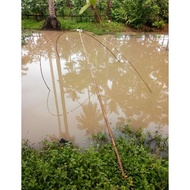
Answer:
[
  {"xmin": 22, "ymin": 0, "xmax": 168, "ymax": 29},
  {"xmin": 22, "ymin": 125, "xmax": 168, "ymax": 189},
  {"xmin": 22, "ymin": 18, "xmax": 127, "ymax": 35}
]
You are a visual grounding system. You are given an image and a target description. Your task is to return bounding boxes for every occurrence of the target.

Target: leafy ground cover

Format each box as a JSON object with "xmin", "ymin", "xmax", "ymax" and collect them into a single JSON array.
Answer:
[
  {"xmin": 22, "ymin": 18, "xmax": 127, "ymax": 34},
  {"xmin": 22, "ymin": 125, "xmax": 168, "ymax": 190},
  {"xmin": 21, "ymin": 18, "xmax": 168, "ymax": 34}
]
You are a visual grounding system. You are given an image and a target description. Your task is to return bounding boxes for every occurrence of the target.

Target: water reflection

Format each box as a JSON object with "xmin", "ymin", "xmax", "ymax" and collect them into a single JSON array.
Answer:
[{"xmin": 22, "ymin": 31, "xmax": 168, "ymax": 146}]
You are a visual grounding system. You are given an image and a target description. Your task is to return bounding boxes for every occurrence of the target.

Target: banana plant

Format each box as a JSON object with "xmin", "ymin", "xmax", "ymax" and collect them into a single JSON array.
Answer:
[{"xmin": 79, "ymin": 0, "xmax": 102, "ymax": 23}]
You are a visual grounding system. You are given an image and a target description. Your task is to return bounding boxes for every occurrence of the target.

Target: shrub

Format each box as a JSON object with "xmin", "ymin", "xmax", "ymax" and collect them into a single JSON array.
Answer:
[
  {"xmin": 22, "ymin": 0, "xmax": 48, "ymax": 21},
  {"xmin": 22, "ymin": 125, "xmax": 168, "ymax": 189},
  {"xmin": 111, "ymin": 0, "xmax": 168, "ymax": 29},
  {"xmin": 152, "ymin": 20, "xmax": 165, "ymax": 29}
]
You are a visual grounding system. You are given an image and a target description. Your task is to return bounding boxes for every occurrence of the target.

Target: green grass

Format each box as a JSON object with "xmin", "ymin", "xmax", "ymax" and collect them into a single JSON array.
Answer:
[
  {"xmin": 60, "ymin": 19, "xmax": 126, "ymax": 35},
  {"xmin": 22, "ymin": 18, "xmax": 126, "ymax": 35},
  {"xmin": 22, "ymin": 19, "xmax": 44, "ymax": 30}
]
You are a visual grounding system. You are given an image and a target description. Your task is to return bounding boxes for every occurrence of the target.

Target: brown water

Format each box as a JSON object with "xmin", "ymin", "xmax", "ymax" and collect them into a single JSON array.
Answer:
[{"xmin": 22, "ymin": 31, "xmax": 168, "ymax": 147}]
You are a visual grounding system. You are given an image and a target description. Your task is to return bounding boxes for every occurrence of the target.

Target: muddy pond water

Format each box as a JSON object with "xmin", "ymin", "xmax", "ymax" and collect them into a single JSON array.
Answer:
[{"xmin": 22, "ymin": 31, "xmax": 168, "ymax": 147}]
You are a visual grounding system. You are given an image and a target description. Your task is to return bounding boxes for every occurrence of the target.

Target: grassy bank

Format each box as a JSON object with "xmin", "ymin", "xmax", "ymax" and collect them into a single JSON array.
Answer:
[
  {"xmin": 22, "ymin": 125, "xmax": 168, "ymax": 189},
  {"xmin": 22, "ymin": 18, "xmax": 127, "ymax": 35},
  {"xmin": 22, "ymin": 18, "xmax": 168, "ymax": 35}
]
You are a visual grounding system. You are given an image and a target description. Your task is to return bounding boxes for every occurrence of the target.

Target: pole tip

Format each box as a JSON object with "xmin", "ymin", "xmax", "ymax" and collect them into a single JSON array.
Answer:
[
  {"xmin": 123, "ymin": 175, "xmax": 128, "ymax": 179},
  {"xmin": 76, "ymin": 29, "xmax": 83, "ymax": 32}
]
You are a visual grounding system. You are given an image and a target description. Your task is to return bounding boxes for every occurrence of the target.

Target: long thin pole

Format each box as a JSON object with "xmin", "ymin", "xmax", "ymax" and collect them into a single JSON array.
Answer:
[
  {"xmin": 78, "ymin": 30, "xmax": 127, "ymax": 178},
  {"xmin": 82, "ymin": 31, "xmax": 152, "ymax": 93}
]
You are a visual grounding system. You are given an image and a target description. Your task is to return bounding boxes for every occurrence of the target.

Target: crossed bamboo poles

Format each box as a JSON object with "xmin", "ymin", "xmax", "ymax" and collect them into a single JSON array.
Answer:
[
  {"xmin": 39, "ymin": 30, "xmax": 152, "ymax": 178},
  {"xmin": 77, "ymin": 29, "xmax": 127, "ymax": 178}
]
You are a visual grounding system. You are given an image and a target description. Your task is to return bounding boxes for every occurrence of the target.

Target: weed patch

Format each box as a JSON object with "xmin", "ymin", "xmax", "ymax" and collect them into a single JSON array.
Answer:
[
  {"xmin": 22, "ymin": 125, "xmax": 168, "ymax": 189},
  {"xmin": 22, "ymin": 18, "xmax": 126, "ymax": 35}
]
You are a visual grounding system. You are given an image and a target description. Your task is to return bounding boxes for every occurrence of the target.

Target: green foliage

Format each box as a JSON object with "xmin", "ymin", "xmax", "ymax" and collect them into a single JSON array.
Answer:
[
  {"xmin": 79, "ymin": 3, "xmax": 91, "ymax": 15},
  {"xmin": 22, "ymin": 19, "xmax": 44, "ymax": 30},
  {"xmin": 110, "ymin": 0, "xmax": 127, "ymax": 23},
  {"xmin": 111, "ymin": 0, "xmax": 168, "ymax": 29},
  {"xmin": 155, "ymin": 0, "xmax": 169, "ymax": 22},
  {"xmin": 116, "ymin": 124, "xmax": 168, "ymax": 159},
  {"xmin": 79, "ymin": 0, "xmax": 102, "ymax": 23},
  {"xmin": 71, "ymin": 0, "xmax": 93, "ymax": 22},
  {"xmin": 55, "ymin": 0, "xmax": 67, "ymax": 17},
  {"xmin": 22, "ymin": 0, "xmax": 168, "ymax": 28},
  {"xmin": 152, "ymin": 20, "xmax": 165, "ymax": 29},
  {"xmin": 22, "ymin": 0, "xmax": 48, "ymax": 21},
  {"xmin": 21, "ymin": 18, "xmax": 126, "ymax": 35},
  {"xmin": 22, "ymin": 126, "xmax": 168, "ymax": 189}
]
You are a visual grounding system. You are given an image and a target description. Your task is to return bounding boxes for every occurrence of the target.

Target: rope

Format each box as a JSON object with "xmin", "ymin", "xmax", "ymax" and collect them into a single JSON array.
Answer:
[{"xmin": 39, "ymin": 55, "xmax": 51, "ymax": 91}]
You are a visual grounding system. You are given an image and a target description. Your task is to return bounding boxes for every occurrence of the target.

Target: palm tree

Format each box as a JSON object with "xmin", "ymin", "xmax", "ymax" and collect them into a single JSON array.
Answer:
[
  {"xmin": 48, "ymin": 0, "xmax": 55, "ymax": 17},
  {"xmin": 42, "ymin": 0, "xmax": 61, "ymax": 30}
]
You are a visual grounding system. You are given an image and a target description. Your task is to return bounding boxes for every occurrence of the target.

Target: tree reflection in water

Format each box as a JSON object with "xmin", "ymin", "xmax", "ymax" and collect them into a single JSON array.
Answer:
[
  {"xmin": 76, "ymin": 102, "xmax": 104, "ymax": 135},
  {"xmin": 22, "ymin": 31, "xmax": 168, "ymax": 146}
]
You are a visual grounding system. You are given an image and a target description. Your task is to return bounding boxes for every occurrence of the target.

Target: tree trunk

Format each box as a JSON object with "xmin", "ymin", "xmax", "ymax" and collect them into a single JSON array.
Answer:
[
  {"xmin": 106, "ymin": 0, "xmax": 112, "ymax": 19},
  {"xmin": 49, "ymin": 0, "xmax": 55, "ymax": 17},
  {"xmin": 91, "ymin": 6, "xmax": 102, "ymax": 23},
  {"xmin": 41, "ymin": 0, "xmax": 61, "ymax": 30}
]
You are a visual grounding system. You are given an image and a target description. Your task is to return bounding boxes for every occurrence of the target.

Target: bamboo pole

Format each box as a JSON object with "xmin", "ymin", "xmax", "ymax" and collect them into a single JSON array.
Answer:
[
  {"xmin": 82, "ymin": 31, "xmax": 152, "ymax": 93},
  {"xmin": 78, "ymin": 30, "xmax": 127, "ymax": 178}
]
